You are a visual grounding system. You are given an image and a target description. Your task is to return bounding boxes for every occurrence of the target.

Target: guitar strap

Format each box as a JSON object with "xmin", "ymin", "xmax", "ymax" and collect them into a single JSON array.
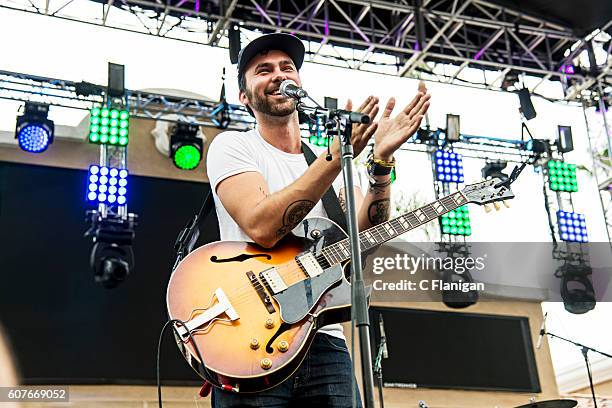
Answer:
[{"xmin": 301, "ymin": 142, "xmax": 348, "ymax": 232}]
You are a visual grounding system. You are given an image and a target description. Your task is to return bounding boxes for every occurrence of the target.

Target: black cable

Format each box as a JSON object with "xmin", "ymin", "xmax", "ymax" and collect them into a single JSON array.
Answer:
[{"xmin": 156, "ymin": 318, "xmax": 221, "ymax": 408}]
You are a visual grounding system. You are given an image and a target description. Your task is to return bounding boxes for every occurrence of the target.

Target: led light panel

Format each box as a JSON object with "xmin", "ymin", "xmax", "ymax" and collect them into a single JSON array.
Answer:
[
  {"xmin": 89, "ymin": 108, "xmax": 129, "ymax": 146},
  {"xmin": 557, "ymin": 210, "xmax": 588, "ymax": 242},
  {"xmin": 440, "ymin": 205, "xmax": 472, "ymax": 236},
  {"xmin": 434, "ymin": 150, "xmax": 464, "ymax": 183},
  {"xmin": 86, "ymin": 165, "xmax": 128, "ymax": 205},
  {"xmin": 548, "ymin": 160, "xmax": 578, "ymax": 192}
]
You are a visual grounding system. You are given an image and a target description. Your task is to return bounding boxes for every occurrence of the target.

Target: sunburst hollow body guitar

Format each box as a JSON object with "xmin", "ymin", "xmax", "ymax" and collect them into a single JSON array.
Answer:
[{"xmin": 166, "ymin": 179, "xmax": 514, "ymax": 393}]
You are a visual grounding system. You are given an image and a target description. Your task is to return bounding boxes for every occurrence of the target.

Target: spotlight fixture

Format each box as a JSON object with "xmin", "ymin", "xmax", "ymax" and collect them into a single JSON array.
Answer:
[
  {"xmin": 434, "ymin": 150, "xmax": 464, "ymax": 183},
  {"xmin": 170, "ymin": 123, "xmax": 203, "ymax": 170},
  {"xmin": 548, "ymin": 160, "xmax": 578, "ymax": 192},
  {"xmin": 557, "ymin": 263, "xmax": 595, "ymax": 314},
  {"xmin": 15, "ymin": 102, "xmax": 54, "ymax": 153},
  {"xmin": 85, "ymin": 211, "xmax": 137, "ymax": 289},
  {"xmin": 89, "ymin": 107, "xmax": 130, "ymax": 145},
  {"xmin": 86, "ymin": 165, "xmax": 128, "ymax": 205},
  {"xmin": 556, "ymin": 125, "xmax": 574, "ymax": 153},
  {"xmin": 440, "ymin": 205, "xmax": 472, "ymax": 236},
  {"xmin": 446, "ymin": 114, "xmax": 460, "ymax": 142},
  {"xmin": 482, "ymin": 160, "xmax": 508, "ymax": 181},
  {"xmin": 557, "ymin": 210, "xmax": 588, "ymax": 243}
]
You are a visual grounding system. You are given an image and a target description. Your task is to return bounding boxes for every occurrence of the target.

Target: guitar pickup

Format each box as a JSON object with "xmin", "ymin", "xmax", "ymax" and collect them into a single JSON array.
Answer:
[
  {"xmin": 246, "ymin": 271, "xmax": 275, "ymax": 314},
  {"xmin": 296, "ymin": 252, "xmax": 324, "ymax": 278},
  {"xmin": 259, "ymin": 267, "xmax": 288, "ymax": 294}
]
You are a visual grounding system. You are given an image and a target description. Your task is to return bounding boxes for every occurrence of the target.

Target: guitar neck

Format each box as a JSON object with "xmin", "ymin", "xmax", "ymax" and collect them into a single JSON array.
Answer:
[{"xmin": 321, "ymin": 191, "xmax": 470, "ymax": 265}]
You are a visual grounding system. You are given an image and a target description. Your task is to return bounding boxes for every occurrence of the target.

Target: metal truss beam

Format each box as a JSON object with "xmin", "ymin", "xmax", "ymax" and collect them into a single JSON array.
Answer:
[
  {"xmin": 0, "ymin": 70, "xmax": 254, "ymax": 130},
  {"xmin": 0, "ymin": 0, "xmax": 609, "ymax": 99}
]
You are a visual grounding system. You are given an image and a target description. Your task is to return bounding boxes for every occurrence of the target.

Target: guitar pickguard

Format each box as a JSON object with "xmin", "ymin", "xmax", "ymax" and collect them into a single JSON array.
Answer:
[{"xmin": 272, "ymin": 264, "xmax": 344, "ymax": 324}]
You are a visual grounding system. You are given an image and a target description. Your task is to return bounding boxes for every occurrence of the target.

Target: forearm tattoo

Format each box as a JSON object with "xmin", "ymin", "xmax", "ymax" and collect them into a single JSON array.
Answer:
[
  {"xmin": 339, "ymin": 193, "xmax": 347, "ymax": 212},
  {"xmin": 367, "ymin": 199, "xmax": 390, "ymax": 225},
  {"xmin": 368, "ymin": 179, "xmax": 392, "ymax": 196},
  {"xmin": 276, "ymin": 200, "xmax": 316, "ymax": 237}
]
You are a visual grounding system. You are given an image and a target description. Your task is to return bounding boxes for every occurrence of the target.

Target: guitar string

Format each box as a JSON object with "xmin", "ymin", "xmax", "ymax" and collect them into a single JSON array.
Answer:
[
  {"xmin": 187, "ymin": 195, "xmax": 461, "ymax": 312},
  {"xmin": 199, "ymin": 195, "xmax": 461, "ymax": 307}
]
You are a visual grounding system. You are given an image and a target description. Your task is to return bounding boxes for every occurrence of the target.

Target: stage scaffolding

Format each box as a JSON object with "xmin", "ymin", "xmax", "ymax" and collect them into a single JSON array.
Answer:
[{"xmin": 0, "ymin": 0, "xmax": 609, "ymax": 95}]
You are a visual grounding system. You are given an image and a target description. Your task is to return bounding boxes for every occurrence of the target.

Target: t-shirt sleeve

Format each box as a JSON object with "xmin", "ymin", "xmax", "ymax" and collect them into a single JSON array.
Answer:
[{"xmin": 206, "ymin": 132, "xmax": 260, "ymax": 192}]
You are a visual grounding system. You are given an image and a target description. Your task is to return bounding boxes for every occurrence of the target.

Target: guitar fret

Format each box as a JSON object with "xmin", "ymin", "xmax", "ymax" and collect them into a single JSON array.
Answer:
[
  {"xmin": 384, "ymin": 222, "xmax": 397, "ymax": 236},
  {"xmin": 390, "ymin": 219, "xmax": 405, "ymax": 234},
  {"xmin": 421, "ymin": 204, "xmax": 437, "ymax": 220},
  {"xmin": 406, "ymin": 213, "xmax": 420, "ymax": 227},
  {"xmin": 398, "ymin": 215, "xmax": 411, "ymax": 229}
]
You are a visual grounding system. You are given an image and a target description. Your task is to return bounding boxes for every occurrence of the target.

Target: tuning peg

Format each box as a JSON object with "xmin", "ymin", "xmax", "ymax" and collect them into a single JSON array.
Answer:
[
  {"xmin": 484, "ymin": 204, "xmax": 492, "ymax": 213},
  {"xmin": 502, "ymin": 201, "xmax": 510, "ymax": 208},
  {"xmin": 493, "ymin": 202, "xmax": 500, "ymax": 211}
]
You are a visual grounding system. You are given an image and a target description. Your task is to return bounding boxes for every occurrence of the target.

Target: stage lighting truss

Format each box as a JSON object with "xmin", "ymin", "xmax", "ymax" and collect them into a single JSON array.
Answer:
[
  {"xmin": 547, "ymin": 160, "xmax": 578, "ymax": 192},
  {"xmin": 434, "ymin": 150, "xmax": 464, "ymax": 183},
  {"xmin": 86, "ymin": 165, "xmax": 128, "ymax": 206},
  {"xmin": 15, "ymin": 102, "xmax": 55, "ymax": 153},
  {"xmin": 440, "ymin": 205, "xmax": 472, "ymax": 236},
  {"xmin": 89, "ymin": 107, "xmax": 130, "ymax": 146},
  {"xmin": 557, "ymin": 210, "xmax": 588, "ymax": 243},
  {"xmin": 170, "ymin": 123, "xmax": 203, "ymax": 170}
]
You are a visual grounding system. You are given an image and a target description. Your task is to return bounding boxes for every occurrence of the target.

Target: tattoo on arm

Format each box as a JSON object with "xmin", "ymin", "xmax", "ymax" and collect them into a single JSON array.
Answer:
[
  {"xmin": 367, "ymin": 199, "xmax": 390, "ymax": 225},
  {"xmin": 368, "ymin": 179, "xmax": 392, "ymax": 196},
  {"xmin": 258, "ymin": 186, "xmax": 269, "ymax": 197},
  {"xmin": 276, "ymin": 200, "xmax": 316, "ymax": 237},
  {"xmin": 339, "ymin": 192, "xmax": 346, "ymax": 212}
]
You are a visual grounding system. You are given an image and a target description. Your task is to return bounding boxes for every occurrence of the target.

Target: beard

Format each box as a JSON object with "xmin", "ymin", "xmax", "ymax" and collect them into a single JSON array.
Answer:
[{"xmin": 245, "ymin": 87, "xmax": 297, "ymax": 117}]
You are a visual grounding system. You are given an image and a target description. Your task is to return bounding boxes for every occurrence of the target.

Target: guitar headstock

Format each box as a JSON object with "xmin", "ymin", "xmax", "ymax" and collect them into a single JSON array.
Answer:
[{"xmin": 461, "ymin": 178, "xmax": 515, "ymax": 211}]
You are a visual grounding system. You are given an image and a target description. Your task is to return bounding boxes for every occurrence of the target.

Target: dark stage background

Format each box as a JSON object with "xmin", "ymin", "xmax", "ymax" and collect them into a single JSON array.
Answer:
[{"xmin": 0, "ymin": 161, "xmax": 219, "ymax": 384}]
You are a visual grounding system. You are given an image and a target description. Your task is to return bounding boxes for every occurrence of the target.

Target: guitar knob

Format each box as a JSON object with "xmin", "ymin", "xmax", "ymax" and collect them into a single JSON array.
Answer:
[
  {"xmin": 265, "ymin": 318, "xmax": 275, "ymax": 329},
  {"xmin": 493, "ymin": 202, "xmax": 500, "ymax": 211},
  {"xmin": 250, "ymin": 338, "xmax": 260, "ymax": 350},
  {"xmin": 277, "ymin": 341, "xmax": 289, "ymax": 352},
  {"xmin": 502, "ymin": 201, "xmax": 510, "ymax": 208},
  {"xmin": 260, "ymin": 358, "xmax": 272, "ymax": 370},
  {"xmin": 484, "ymin": 204, "xmax": 492, "ymax": 213}
]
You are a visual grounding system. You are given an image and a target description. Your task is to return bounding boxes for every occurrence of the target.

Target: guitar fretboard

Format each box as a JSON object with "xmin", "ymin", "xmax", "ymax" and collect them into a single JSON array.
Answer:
[{"xmin": 320, "ymin": 191, "xmax": 469, "ymax": 265}]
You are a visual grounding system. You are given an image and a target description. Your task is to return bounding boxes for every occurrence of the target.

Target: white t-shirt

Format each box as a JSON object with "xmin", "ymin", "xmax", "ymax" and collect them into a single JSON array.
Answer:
[{"xmin": 206, "ymin": 128, "xmax": 359, "ymax": 339}]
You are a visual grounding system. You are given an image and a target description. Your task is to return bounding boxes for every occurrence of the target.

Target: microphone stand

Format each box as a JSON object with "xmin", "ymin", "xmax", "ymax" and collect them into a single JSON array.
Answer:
[
  {"xmin": 543, "ymin": 330, "xmax": 612, "ymax": 408},
  {"xmin": 297, "ymin": 101, "xmax": 376, "ymax": 408}
]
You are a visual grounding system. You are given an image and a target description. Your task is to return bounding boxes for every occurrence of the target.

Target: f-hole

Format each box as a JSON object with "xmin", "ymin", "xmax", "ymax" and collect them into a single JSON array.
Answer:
[{"xmin": 265, "ymin": 322, "xmax": 292, "ymax": 354}]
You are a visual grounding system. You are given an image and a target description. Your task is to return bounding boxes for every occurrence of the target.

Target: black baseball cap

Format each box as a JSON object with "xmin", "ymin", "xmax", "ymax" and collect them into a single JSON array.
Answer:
[{"xmin": 237, "ymin": 33, "xmax": 305, "ymax": 88}]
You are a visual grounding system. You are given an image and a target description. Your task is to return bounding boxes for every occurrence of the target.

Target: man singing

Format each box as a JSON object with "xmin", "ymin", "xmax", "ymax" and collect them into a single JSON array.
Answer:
[{"xmin": 206, "ymin": 33, "xmax": 430, "ymax": 407}]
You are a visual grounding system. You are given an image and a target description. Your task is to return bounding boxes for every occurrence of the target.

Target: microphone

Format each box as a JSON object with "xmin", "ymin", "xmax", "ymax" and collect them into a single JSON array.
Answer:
[
  {"xmin": 280, "ymin": 80, "xmax": 308, "ymax": 100},
  {"xmin": 379, "ymin": 314, "xmax": 388, "ymax": 359},
  {"xmin": 536, "ymin": 312, "xmax": 548, "ymax": 349}
]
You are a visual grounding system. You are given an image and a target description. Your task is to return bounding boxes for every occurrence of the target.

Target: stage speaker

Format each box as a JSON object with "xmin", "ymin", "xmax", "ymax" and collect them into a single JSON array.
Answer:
[
  {"xmin": 518, "ymin": 88, "xmax": 537, "ymax": 120},
  {"xmin": 228, "ymin": 23, "xmax": 241, "ymax": 64}
]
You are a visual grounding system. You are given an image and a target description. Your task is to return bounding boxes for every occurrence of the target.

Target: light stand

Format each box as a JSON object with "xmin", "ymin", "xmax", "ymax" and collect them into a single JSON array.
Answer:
[
  {"xmin": 543, "ymin": 331, "xmax": 612, "ymax": 408},
  {"xmin": 297, "ymin": 101, "xmax": 375, "ymax": 408}
]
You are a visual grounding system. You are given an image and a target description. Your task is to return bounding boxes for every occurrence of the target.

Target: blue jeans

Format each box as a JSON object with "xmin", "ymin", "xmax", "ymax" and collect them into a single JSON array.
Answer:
[{"xmin": 212, "ymin": 333, "xmax": 362, "ymax": 407}]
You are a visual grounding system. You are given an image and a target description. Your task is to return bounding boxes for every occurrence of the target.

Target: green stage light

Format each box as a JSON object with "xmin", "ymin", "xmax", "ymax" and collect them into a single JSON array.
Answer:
[
  {"xmin": 548, "ymin": 160, "xmax": 577, "ymax": 192},
  {"xmin": 440, "ymin": 205, "xmax": 472, "ymax": 236},
  {"xmin": 174, "ymin": 145, "xmax": 201, "ymax": 170},
  {"xmin": 170, "ymin": 123, "xmax": 203, "ymax": 170},
  {"xmin": 89, "ymin": 107, "xmax": 129, "ymax": 145}
]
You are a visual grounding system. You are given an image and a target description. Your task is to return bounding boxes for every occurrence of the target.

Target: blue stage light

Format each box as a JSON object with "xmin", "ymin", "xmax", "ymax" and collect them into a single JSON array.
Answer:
[
  {"xmin": 434, "ymin": 150, "xmax": 464, "ymax": 183},
  {"xmin": 17, "ymin": 124, "xmax": 52, "ymax": 153},
  {"xmin": 15, "ymin": 103, "xmax": 54, "ymax": 153},
  {"xmin": 86, "ymin": 165, "xmax": 128, "ymax": 205},
  {"xmin": 557, "ymin": 210, "xmax": 588, "ymax": 242}
]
